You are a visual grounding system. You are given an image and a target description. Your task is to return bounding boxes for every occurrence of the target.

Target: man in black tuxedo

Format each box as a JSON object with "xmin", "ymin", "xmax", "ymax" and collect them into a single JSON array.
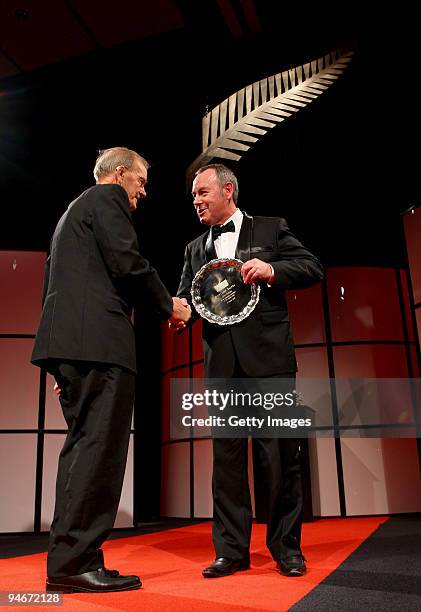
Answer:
[
  {"xmin": 176, "ymin": 164, "xmax": 323, "ymax": 578},
  {"xmin": 31, "ymin": 147, "xmax": 191, "ymax": 593}
]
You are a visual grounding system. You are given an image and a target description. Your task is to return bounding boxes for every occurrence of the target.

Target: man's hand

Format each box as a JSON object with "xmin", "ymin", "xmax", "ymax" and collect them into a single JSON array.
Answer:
[
  {"xmin": 53, "ymin": 382, "xmax": 61, "ymax": 396},
  {"xmin": 169, "ymin": 297, "xmax": 191, "ymax": 330},
  {"xmin": 241, "ymin": 258, "xmax": 274, "ymax": 284}
]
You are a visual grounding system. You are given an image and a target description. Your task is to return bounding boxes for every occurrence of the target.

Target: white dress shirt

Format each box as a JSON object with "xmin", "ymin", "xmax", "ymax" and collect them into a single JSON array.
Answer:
[
  {"xmin": 207, "ymin": 208, "xmax": 243, "ymax": 259},
  {"xmin": 207, "ymin": 208, "xmax": 275, "ymax": 282}
]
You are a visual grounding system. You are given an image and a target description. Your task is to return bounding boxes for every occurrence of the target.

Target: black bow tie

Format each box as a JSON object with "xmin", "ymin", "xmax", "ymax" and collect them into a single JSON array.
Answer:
[{"xmin": 212, "ymin": 220, "xmax": 235, "ymax": 240}]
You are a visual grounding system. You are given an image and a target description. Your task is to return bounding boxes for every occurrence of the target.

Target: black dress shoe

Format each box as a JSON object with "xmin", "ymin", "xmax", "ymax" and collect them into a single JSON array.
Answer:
[
  {"xmin": 277, "ymin": 555, "xmax": 306, "ymax": 577},
  {"xmin": 202, "ymin": 557, "xmax": 250, "ymax": 578},
  {"xmin": 46, "ymin": 567, "xmax": 141, "ymax": 593}
]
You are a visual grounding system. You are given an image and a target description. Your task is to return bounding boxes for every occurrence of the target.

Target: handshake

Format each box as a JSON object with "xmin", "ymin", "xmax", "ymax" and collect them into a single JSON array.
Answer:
[{"xmin": 169, "ymin": 297, "xmax": 192, "ymax": 331}]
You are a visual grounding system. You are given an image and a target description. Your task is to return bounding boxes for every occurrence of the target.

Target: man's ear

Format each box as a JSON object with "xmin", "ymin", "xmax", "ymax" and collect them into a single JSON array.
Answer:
[
  {"xmin": 224, "ymin": 181, "xmax": 233, "ymax": 199},
  {"xmin": 114, "ymin": 165, "xmax": 126, "ymax": 184}
]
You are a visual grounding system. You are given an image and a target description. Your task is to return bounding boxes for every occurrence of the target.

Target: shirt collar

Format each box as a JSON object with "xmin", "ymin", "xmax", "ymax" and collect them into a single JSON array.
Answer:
[{"xmin": 221, "ymin": 208, "xmax": 243, "ymax": 233}]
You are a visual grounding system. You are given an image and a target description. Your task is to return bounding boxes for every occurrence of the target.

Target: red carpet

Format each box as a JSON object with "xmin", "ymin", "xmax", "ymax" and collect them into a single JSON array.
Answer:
[{"xmin": 0, "ymin": 517, "xmax": 387, "ymax": 611}]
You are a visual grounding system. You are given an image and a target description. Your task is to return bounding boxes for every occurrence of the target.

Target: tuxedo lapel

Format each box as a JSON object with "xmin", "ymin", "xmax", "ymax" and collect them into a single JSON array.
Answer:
[
  {"xmin": 235, "ymin": 212, "xmax": 253, "ymax": 263},
  {"xmin": 204, "ymin": 230, "xmax": 216, "ymax": 262}
]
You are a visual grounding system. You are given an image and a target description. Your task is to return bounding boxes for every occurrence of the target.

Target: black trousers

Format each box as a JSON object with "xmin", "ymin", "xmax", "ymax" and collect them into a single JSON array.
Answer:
[
  {"xmin": 47, "ymin": 361, "xmax": 135, "ymax": 577},
  {"xmin": 211, "ymin": 365, "xmax": 303, "ymax": 562}
]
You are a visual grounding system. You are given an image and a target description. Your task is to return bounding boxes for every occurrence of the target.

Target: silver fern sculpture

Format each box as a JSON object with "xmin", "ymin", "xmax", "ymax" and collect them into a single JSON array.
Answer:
[{"xmin": 186, "ymin": 48, "xmax": 353, "ymax": 185}]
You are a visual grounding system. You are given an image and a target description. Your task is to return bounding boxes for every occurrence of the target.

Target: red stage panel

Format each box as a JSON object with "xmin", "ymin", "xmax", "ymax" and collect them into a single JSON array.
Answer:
[
  {"xmin": 0, "ymin": 339, "xmax": 40, "ymax": 429},
  {"xmin": 0, "ymin": 251, "xmax": 46, "ymax": 334},
  {"xmin": 161, "ymin": 322, "xmax": 190, "ymax": 372},
  {"xmin": 287, "ymin": 284, "xmax": 326, "ymax": 345},
  {"xmin": 403, "ymin": 207, "xmax": 421, "ymax": 304},
  {"xmin": 193, "ymin": 362, "xmax": 204, "ymax": 379},
  {"xmin": 192, "ymin": 319, "xmax": 204, "ymax": 362},
  {"xmin": 169, "ymin": 326, "xmax": 190, "ymax": 369},
  {"xmin": 410, "ymin": 345, "xmax": 420, "ymax": 378},
  {"xmin": 161, "ymin": 367, "xmax": 190, "ymax": 443},
  {"xmin": 160, "ymin": 442, "xmax": 190, "ymax": 517},
  {"xmin": 296, "ymin": 346, "xmax": 329, "ymax": 378},
  {"xmin": 161, "ymin": 322, "xmax": 174, "ymax": 373},
  {"xmin": 400, "ymin": 270, "xmax": 415, "ymax": 341},
  {"xmin": 327, "ymin": 268, "xmax": 403, "ymax": 342},
  {"xmin": 333, "ymin": 344, "xmax": 409, "ymax": 378}
]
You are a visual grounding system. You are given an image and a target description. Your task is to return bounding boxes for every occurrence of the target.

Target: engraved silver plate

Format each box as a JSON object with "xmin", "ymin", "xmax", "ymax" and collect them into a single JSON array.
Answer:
[{"xmin": 191, "ymin": 258, "xmax": 260, "ymax": 326}]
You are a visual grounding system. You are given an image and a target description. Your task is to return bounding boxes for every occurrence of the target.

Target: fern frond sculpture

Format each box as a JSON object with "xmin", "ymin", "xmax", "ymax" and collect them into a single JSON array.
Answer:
[{"xmin": 186, "ymin": 49, "xmax": 353, "ymax": 185}]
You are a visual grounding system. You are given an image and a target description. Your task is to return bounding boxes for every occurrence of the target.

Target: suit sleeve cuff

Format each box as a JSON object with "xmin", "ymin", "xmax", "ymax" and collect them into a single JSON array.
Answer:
[{"xmin": 267, "ymin": 264, "xmax": 275, "ymax": 287}]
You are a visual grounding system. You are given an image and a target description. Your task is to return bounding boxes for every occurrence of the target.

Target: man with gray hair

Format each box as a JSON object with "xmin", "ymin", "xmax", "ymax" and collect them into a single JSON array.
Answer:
[{"xmin": 32, "ymin": 146, "xmax": 191, "ymax": 593}]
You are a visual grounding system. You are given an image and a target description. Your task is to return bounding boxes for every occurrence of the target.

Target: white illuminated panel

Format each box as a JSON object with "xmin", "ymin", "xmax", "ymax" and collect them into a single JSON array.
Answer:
[
  {"xmin": 41, "ymin": 434, "xmax": 64, "ymax": 531},
  {"xmin": 308, "ymin": 438, "xmax": 340, "ymax": 517},
  {"xmin": 0, "ymin": 434, "xmax": 37, "ymax": 532},
  {"xmin": 0, "ymin": 339, "xmax": 40, "ymax": 429},
  {"xmin": 115, "ymin": 434, "xmax": 134, "ymax": 528}
]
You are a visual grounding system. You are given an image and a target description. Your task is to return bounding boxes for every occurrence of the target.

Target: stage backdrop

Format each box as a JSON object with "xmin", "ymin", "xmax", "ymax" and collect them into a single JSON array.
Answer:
[
  {"xmin": 0, "ymin": 251, "xmax": 134, "ymax": 533},
  {"xmin": 161, "ymin": 266, "xmax": 421, "ymax": 518},
  {"xmin": 2, "ymin": 254, "xmax": 420, "ymax": 532}
]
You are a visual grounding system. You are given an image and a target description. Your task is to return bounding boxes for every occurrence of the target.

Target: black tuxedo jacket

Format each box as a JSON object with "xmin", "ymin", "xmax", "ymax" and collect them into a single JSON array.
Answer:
[
  {"xmin": 31, "ymin": 184, "xmax": 173, "ymax": 374},
  {"xmin": 177, "ymin": 213, "xmax": 323, "ymax": 377}
]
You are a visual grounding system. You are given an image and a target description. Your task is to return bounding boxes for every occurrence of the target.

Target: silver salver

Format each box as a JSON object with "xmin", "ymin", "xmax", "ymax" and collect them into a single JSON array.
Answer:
[{"xmin": 191, "ymin": 258, "xmax": 260, "ymax": 325}]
